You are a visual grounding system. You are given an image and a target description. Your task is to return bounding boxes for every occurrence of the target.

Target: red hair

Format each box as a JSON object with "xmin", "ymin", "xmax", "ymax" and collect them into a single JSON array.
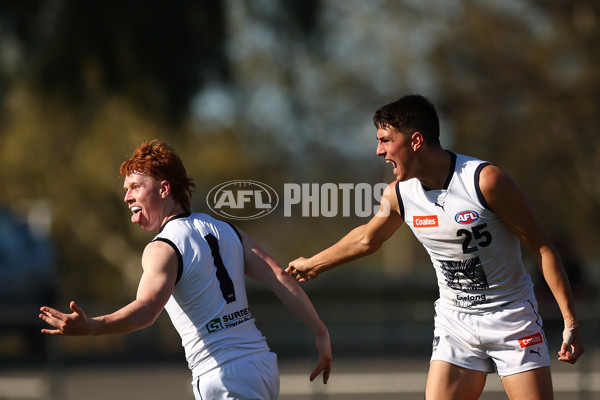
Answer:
[{"xmin": 120, "ymin": 140, "xmax": 195, "ymax": 212}]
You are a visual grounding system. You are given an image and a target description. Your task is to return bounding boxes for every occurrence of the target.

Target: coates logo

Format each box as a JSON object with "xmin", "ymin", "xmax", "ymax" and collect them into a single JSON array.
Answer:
[
  {"xmin": 414, "ymin": 215, "xmax": 438, "ymax": 227},
  {"xmin": 518, "ymin": 332, "xmax": 543, "ymax": 348},
  {"xmin": 455, "ymin": 210, "xmax": 479, "ymax": 225},
  {"xmin": 206, "ymin": 180, "xmax": 279, "ymax": 220}
]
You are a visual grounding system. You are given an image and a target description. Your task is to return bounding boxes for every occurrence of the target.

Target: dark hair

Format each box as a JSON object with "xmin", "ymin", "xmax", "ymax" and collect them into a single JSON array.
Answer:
[
  {"xmin": 120, "ymin": 140, "xmax": 195, "ymax": 212},
  {"xmin": 373, "ymin": 94, "xmax": 440, "ymax": 146}
]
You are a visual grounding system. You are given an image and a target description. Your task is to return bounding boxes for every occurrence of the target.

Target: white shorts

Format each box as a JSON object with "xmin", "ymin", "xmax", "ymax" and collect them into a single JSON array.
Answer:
[
  {"xmin": 192, "ymin": 351, "xmax": 279, "ymax": 400},
  {"xmin": 430, "ymin": 298, "xmax": 551, "ymax": 377}
]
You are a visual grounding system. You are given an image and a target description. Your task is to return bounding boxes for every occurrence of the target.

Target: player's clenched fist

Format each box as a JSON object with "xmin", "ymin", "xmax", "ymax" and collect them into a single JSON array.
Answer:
[{"xmin": 286, "ymin": 257, "xmax": 319, "ymax": 282}]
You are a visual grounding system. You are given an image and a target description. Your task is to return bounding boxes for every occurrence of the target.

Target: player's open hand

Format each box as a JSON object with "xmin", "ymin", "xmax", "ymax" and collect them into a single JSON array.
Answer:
[
  {"xmin": 286, "ymin": 257, "xmax": 319, "ymax": 282},
  {"xmin": 39, "ymin": 301, "xmax": 93, "ymax": 336}
]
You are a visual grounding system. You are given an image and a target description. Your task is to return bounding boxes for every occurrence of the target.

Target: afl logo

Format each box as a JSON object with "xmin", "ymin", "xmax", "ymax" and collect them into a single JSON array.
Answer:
[
  {"xmin": 207, "ymin": 180, "xmax": 279, "ymax": 220},
  {"xmin": 455, "ymin": 210, "xmax": 479, "ymax": 224}
]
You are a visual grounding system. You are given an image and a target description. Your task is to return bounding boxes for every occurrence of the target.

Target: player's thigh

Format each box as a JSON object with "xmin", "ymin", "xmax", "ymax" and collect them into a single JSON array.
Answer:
[
  {"xmin": 425, "ymin": 360, "xmax": 487, "ymax": 400},
  {"xmin": 501, "ymin": 366, "xmax": 553, "ymax": 400}
]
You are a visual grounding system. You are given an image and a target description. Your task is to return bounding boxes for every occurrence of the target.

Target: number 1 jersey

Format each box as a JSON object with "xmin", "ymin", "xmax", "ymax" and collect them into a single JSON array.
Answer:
[{"xmin": 154, "ymin": 212, "xmax": 270, "ymax": 378}]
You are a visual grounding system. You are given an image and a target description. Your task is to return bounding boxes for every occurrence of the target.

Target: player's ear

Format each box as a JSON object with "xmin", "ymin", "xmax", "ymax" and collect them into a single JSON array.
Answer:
[
  {"xmin": 410, "ymin": 132, "xmax": 424, "ymax": 151},
  {"xmin": 159, "ymin": 180, "xmax": 171, "ymax": 199}
]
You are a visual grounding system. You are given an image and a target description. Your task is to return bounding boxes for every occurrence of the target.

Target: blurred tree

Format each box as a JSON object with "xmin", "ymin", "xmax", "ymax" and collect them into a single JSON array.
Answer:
[
  {"xmin": 432, "ymin": 0, "xmax": 600, "ymax": 258},
  {"xmin": 0, "ymin": 0, "xmax": 229, "ymax": 125},
  {"xmin": 1, "ymin": 0, "xmax": 598, "ymax": 308},
  {"xmin": 0, "ymin": 0, "xmax": 325, "ymax": 304}
]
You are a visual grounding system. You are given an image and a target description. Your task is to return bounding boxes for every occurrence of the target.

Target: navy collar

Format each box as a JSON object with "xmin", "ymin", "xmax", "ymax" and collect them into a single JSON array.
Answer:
[
  {"xmin": 421, "ymin": 151, "xmax": 456, "ymax": 191},
  {"xmin": 159, "ymin": 212, "xmax": 191, "ymax": 233}
]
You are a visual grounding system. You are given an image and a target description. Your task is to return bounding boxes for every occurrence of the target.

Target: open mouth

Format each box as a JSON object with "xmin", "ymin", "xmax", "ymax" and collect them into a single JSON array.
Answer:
[
  {"xmin": 130, "ymin": 206, "xmax": 142, "ymax": 214},
  {"xmin": 386, "ymin": 160, "xmax": 397, "ymax": 169}
]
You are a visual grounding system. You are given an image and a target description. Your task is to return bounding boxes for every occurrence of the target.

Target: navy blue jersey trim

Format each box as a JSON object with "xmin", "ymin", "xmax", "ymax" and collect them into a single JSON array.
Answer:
[
  {"xmin": 159, "ymin": 212, "xmax": 191, "ymax": 233},
  {"xmin": 443, "ymin": 151, "xmax": 457, "ymax": 190},
  {"xmin": 395, "ymin": 181, "xmax": 405, "ymax": 220},
  {"xmin": 421, "ymin": 151, "xmax": 456, "ymax": 191},
  {"xmin": 475, "ymin": 162, "xmax": 493, "ymax": 212},
  {"xmin": 152, "ymin": 237, "xmax": 184, "ymax": 284},
  {"xmin": 225, "ymin": 222, "xmax": 242, "ymax": 242},
  {"xmin": 199, "ymin": 378, "xmax": 204, "ymax": 400}
]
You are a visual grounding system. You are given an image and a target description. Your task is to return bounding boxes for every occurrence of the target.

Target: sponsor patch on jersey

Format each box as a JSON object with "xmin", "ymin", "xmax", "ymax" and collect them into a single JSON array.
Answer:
[
  {"xmin": 518, "ymin": 332, "xmax": 544, "ymax": 348},
  {"xmin": 414, "ymin": 215, "xmax": 438, "ymax": 227},
  {"xmin": 206, "ymin": 318, "xmax": 224, "ymax": 333},
  {"xmin": 455, "ymin": 210, "xmax": 479, "ymax": 224},
  {"xmin": 206, "ymin": 307, "xmax": 253, "ymax": 333}
]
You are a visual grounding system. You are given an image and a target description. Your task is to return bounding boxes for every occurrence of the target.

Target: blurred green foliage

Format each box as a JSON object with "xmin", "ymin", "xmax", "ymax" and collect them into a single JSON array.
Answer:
[{"xmin": 0, "ymin": 0, "xmax": 598, "ymax": 309}]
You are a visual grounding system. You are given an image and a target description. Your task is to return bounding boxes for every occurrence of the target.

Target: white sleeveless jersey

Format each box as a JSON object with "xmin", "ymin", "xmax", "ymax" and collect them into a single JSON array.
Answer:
[
  {"xmin": 154, "ymin": 212, "xmax": 270, "ymax": 377},
  {"xmin": 396, "ymin": 152, "xmax": 534, "ymax": 313}
]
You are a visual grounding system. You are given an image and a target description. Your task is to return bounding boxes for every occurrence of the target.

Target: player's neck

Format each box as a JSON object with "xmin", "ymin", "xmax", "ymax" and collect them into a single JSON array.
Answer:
[
  {"xmin": 416, "ymin": 148, "xmax": 452, "ymax": 190},
  {"xmin": 158, "ymin": 203, "xmax": 186, "ymax": 231}
]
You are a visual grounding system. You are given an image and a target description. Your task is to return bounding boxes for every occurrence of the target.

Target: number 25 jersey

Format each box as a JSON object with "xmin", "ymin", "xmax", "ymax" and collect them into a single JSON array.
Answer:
[{"xmin": 396, "ymin": 152, "xmax": 534, "ymax": 313}]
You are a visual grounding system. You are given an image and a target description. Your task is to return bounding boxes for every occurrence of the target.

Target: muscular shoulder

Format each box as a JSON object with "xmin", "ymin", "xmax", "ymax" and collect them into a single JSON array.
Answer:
[
  {"xmin": 479, "ymin": 165, "xmax": 520, "ymax": 201},
  {"xmin": 142, "ymin": 240, "xmax": 179, "ymax": 272},
  {"xmin": 478, "ymin": 164, "xmax": 530, "ymax": 221}
]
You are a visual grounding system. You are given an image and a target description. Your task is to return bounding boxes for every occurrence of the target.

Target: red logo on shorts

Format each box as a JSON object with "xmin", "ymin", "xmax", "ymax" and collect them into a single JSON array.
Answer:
[
  {"xmin": 518, "ymin": 332, "xmax": 543, "ymax": 348},
  {"xmin": 414, "ymin": 215, "xmax": 439, "ymax": 227}
]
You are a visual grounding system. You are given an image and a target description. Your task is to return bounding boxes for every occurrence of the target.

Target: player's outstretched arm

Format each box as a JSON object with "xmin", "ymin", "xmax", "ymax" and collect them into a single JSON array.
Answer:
[
  {"xmin": 39, "ymin": 240, "xmax": 178, "ymax": 336},
  {"xmin": 479, "ymin": 164, "xmax": 584, "ymax": 364},
  {"xmin": 287, "ymin": 182, "xmax": 403, "ymax": 282},
  {"xmin": 240, "ymin": 229, "xmax": 332, "ymax": 383}
]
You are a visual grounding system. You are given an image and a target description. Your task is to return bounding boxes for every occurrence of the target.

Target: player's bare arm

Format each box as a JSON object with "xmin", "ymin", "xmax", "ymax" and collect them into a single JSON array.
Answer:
[
  {"xmin": 40, "ymin": 240, "xmax": 178, "ymax": 336},
  {"xmin": 286, "ymin": 182, "xmax": 404, "ymax": 282},
  {"xmin": 240, "ymin": 229, "xmax": 332, "ymax": 383},
  {"xmin": 478, "ymin": 164, "xmax": 583, "ymax": 364}
]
